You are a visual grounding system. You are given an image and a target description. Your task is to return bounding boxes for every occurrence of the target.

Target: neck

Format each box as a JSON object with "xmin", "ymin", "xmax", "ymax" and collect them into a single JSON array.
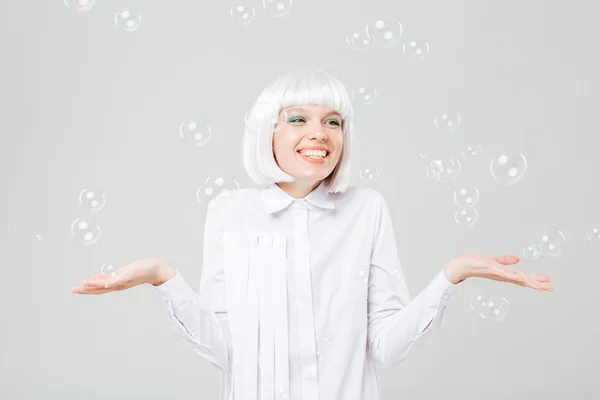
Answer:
[{"xmin": 277, "ymin": 180, "xmax": 323, "ymax": 199}]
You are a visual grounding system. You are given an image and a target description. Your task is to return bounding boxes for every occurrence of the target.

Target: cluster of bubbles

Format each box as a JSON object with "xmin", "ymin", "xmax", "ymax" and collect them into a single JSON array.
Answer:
[
  {"xmin": 69, "ymin": 189, "xmax": 123, "ymax": 281},
  {"xmin": 453, "ymin": 187, "xmax": 480, "ymax": 228},
  {"xmin": 346, "ymin": 19, "xmax": 430, "ymax": 60},
  {"xmin": 230, "ymin": 0, "xmax": 295, "ymax": 26},
  {"xmin": 522, "ymin": 227, "xmax": 567, "ymax": 260},
  {"xmin": 469, "ymin": 293, "xmax": 509, "ymax": 322},
  {"xmin": 70, "ymin": 189, "xmax": 105, "ymax": 246},
  {"xmin": 64, "ymin": 1, "xmax": 143, "ymax": 32}
]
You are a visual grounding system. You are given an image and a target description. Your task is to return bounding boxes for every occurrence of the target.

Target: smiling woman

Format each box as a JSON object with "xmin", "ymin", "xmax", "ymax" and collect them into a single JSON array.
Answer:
[{"xmin": 72, "ymin": 68, "xmax": 553, "ymax": 400}]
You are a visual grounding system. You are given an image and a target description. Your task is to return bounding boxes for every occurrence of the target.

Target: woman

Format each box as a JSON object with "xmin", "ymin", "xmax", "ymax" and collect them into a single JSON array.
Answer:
[{"xmin": 72, "ymin": 69, "xmax": 553, "ymax": 400}]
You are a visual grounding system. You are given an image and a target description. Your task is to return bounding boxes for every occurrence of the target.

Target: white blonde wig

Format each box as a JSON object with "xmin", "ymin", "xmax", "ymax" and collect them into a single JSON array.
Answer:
[{"xmin": 242, "ymin": 68, "xmax": 354, "ymax": 194}]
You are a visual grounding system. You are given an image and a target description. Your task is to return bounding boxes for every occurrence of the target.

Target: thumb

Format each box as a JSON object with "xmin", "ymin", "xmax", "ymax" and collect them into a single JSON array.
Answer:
[{"xmin": 495, "ymin": 254, "xmax": 520, "ymax": 265}]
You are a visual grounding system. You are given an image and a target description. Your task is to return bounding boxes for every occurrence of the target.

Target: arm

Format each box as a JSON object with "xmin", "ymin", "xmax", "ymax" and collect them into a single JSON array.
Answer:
[
  {"xmin": 367, "ymin": 193, "xmax": 461, "ymax": 369},
  {"xmin": 153, "ymin": 195, "xmax": 232, "ymax": 373}
]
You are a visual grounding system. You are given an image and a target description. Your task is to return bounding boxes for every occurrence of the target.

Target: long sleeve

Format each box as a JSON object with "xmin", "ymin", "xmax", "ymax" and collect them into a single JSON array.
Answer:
[
  {"xmin": 153, "ymin": 195, "xmax": 232, "ymax": 373},
  {"xmin": 366, "ymin": 193, "xmax": 460, "ymax": 369}
]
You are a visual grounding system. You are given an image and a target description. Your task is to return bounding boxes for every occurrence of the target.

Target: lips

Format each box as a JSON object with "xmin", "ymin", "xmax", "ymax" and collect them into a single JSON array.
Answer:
[{"xmin": 297, "ymin": 151, "xmax": 328, "ymax": 164}]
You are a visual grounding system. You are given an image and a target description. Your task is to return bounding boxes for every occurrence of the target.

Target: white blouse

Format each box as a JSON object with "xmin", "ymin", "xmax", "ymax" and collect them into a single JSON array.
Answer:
[{"xmin": 154, "ymin": 181, "xmax": 460, "ymax": 400}]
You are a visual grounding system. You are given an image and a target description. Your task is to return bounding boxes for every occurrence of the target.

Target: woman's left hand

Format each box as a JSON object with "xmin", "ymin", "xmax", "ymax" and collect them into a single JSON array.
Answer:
[{"xmin": 443, "ymin": 253, "xmax": 553, "ymax": 292}]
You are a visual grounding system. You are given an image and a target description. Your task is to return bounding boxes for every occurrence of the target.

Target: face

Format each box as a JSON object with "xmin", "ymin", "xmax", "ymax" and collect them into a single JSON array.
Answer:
[{"xmin": 272, "ymin": 104, "xmax": 344, "ymax": 187}]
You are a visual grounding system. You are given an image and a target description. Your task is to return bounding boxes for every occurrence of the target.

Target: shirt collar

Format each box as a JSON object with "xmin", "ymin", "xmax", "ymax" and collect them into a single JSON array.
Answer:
[{"xmin": 260, "ymin": 181, "xmax": 335, "ymax": 214}]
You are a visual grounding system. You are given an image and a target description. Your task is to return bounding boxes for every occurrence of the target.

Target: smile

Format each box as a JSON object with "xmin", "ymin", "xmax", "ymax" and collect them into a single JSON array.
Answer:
[{"xmin": 297, "ymin": 150, "xmax": 329, "ymax": 164}]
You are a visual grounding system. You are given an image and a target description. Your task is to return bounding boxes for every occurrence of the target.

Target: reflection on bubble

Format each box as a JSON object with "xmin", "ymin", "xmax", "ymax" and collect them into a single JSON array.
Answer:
[
  {"xmin": 586, "ymin": 226, "xmax": 600, "ymax": 244},
  {"xmin": 367, "ymin": 19, "xmax": 402, "ymax": 48},
  {"xmin": 35, "ymin": 234, "xmax": 43, "ymax": 242},
  {"xmin": 434, "ymin": 112, "xmax": 461, "ymax": 132},
  {"xmin": 455, "ymin": 208, "xmax": 478, "ymax": 228},
  {"xmin": 350, "ymin": 267, "xmax": 369, "ymax": 286},
  {"xmin": 346, "ymin": 27, "xmax": 372, "ymax": 51},
  {"xmin": 196, "ymin": 175, "xmax": 241, "ymax": 204},
  {"xmin": 427, "ymin": 158, "xmax": 461, "ymax": 183},
  {"xmin": 469, "ymin": 293, "xmax": 509, "ymax": 322},
  {"xmin": 64, "ymin": 0, "xmax": 97, "ymax": 12},
  {"xmin": 78, "ymin": 189, "xmax": 106, "ymax": 212},
  {"xmin": 402, "ymin": 40, "xmax": 430, "ymax": 60},
  {"xmin": 453, "ymin": 187, "xmax": 479, "ymax": 208},
  {"xmin": 535, "ymin": 227, "xmax": 566, "ymax": 258},
  {"xmin": 101, "ymin": 262, "xmax": 123, "ymax": 283},
  {"xmin": 245, "ymin": 101, "xmax": 287, "ymax": 135},
  {"xmin": 461, "ymin": 144, "xmax": 483, "ymax": 158},
  {"xmin": 351, "ymin": 87, "xmax": 377, "ymax": 105},
  {"xmin": 179, "ymin": 118, "xmax": 212, "ymax": 147},
  {"xmin": 114, "ymin": 9, "xmax": 142, "ymax": 32},
  {"xmin": 262, "ymin": 0, "xmax": 292, "ymax": 18},
  {"xmin": 276, "ymin": 388, "xmax": 289, "ymax": 400},
  {"xmin": 70, "ymin": 217, "xmax": 102, "ymax": 246},
  {"xmin": 230, "ymin": 5, "xmax": 256, "ymax": 25},
  {"xmin": 489, "ymin": 153, "xmax": 528, "ymax": 186},
  {"xmin": 359, "ymin": 168, "xmax": 379, "ymax": 183},
  {"xmin": 523, "ymin": 243, "xmax": 542, "ymax": 260},
  {"xmin": 316, "ymin": 337, "xmax": 332, "ymax": 361}
]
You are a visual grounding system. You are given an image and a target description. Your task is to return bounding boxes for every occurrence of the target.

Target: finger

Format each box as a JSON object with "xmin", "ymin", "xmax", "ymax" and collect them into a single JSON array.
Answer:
[
  {"xmin": 492, "ymin": 264, "xmax": 524, "ymax": 282},
  {"xmin": 495, "ymin": 254, "xmax": 520, "ymax": 265},
  {"xmin": 92, "ymin": 273, "xmax": 104, "ymax": 280},
  {"xmin": 72, "ymin": 286, "xmax": 114, "ymax": 295}
]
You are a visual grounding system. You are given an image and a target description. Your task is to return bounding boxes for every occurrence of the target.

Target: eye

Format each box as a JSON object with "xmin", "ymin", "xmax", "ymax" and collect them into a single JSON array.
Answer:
[
  {"xmin": 287, "ymin": 116, "xmax": 306, "ymax": 124},
  {"xmin": 325, "ymin": 119, "xmax": 341, "ymax": 127}
]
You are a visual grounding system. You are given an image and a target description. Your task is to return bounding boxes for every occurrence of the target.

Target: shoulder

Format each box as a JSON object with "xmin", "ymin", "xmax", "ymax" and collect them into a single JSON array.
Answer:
[{"xmin": 336, "ymin": 185, "xmax": 385, "ymax": 207}]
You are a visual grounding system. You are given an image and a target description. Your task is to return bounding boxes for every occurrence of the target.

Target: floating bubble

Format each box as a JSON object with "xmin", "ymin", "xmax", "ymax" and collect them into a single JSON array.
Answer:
[
  {"xmin": 522, "ymin": 243, "xmax": 542, "ymax": 260},
  {"xmin": 461, "ymin": 144, "xmax": 483, "ymax": 158},
  {"xmin": 100, "ymin": 262, "xmax": 123, "ymax": 283},
  {"xmin": 262, "ymin": 0, "xmax": 292, "ymax": 18},
  {"xmin": 434, "ymin": 112, "xmax": 461, "ymax": 132},
  {"xmin": 350, "ymin": 267, "xmax": 369, "ymax": 286},
  {"xmin": 535, "ymin": 227, "xmax": 566, "ymax": 258},
  {"xmin": 428, "ymin": 158, "xmax": 461, "ymax": 182},
  {"xmin": 453, "ymin": 187, "xmax": 480, "ymax": 208},
  {"xmin": 469, "ymin": 293, "xmax": 509, "ymax": 322},
  {"xmin": 455, "ymin": 207, "xmax": 478, "ymax": 228},
  {"xmin": 230, "ymin": 5, "xmax": 256, "ymax": 25},
  {"xmin": 316, "ymin": 337, "xmax": 332, "ymax": 361},
  {"xmin": 114, "ymin": 9, "xmax": 142, "ymax": 32},
  {"xmin": 489, "ymin": 153, "xmax": 528, "ymax": 186},
  {"xmin": 351, "ymin": 87, "xmax": 378, "ymax": 105},
  {"xmin": 402, "ymin": 40, "xmax": 430, "ymax": 60},
  {"xmin": 276, "ymin": 388, "xmax": 289, "ymax": 400},
  {"xmin": 196, "ymin": 175, "xmax": 241, "ymax": 204},
  {"xmin": 586, "ymin": 226, "xmax": 600, "ymax": 244},
  {"xmin": 35, "ymin": 234, "xmax": 43, "ymax": 242},
  {"xmin": 70, "ymin": 217, "xmax": 102, "ymax": 246},
  {"xmin": 366, "ymin": 19, "xmax": 403, "ymax": 48},
  {"xmin": 245, "ymin": 101, "xmax": 288, "ymax": 135},
  {"xmin": 179, "ymin": 118, "xmax": 212, "ymax": 147},
  {"xmin": 346, "ymin": 27, "xmax": 373, "ymax": 51},
  {"xmin": 359, "ymin": 167, "xmax": 379, "ymax": 182},
  {"xmin": 78, "ymin": 189, "xmax": 106, "ymax": 212},
  {"xmin": 64, "ymin": 0, "xmax": 97, "ymax": 12}
]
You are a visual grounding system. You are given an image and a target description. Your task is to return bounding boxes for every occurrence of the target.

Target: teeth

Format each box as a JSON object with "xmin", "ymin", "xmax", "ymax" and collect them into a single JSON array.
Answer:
[{"xmin": 299, "ymin": 150, "xmax": 327, "ymax": 158}]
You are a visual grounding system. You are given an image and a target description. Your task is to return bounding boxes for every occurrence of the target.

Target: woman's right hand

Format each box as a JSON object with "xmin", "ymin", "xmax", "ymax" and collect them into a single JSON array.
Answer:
[{"xmin": 71, "ymin": 257, "xmax": 174, "ymax": 295}]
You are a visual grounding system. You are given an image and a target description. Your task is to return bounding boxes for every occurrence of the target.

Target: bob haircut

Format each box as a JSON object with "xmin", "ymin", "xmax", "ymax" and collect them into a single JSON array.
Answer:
[{"xmin": 242, "ymin": 68, "xmax": 354, "ymax": 194}]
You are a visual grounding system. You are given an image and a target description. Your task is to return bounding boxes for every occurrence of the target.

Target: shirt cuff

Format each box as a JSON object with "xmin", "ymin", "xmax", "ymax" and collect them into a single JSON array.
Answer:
[
  {"xmin": 153, "ymin": 269, "xmax": 197, "ymax": 309},
  {"xmin": 425, "ymin": 268, "xmax": 460, "ymax": 309}
]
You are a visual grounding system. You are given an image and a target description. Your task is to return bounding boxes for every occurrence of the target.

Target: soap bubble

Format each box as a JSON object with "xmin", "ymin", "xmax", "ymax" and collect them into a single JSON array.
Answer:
[
  {"xmin": 114, "ymin": 9, "xmax": 142, "ymax": 32},
  {"xmin": 179, "ymin": 118, "xmax": 212, "ymax": 147}
]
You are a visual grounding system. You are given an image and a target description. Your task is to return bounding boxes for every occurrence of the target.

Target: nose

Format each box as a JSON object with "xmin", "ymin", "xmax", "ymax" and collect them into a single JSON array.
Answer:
[{"xmin": 308, "ymin": 130, "xmax": 327, "ymax": 141}]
